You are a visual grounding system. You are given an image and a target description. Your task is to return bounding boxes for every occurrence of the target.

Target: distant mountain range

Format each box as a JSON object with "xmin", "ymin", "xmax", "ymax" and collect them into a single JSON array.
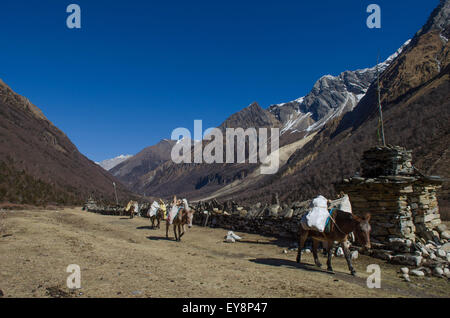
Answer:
[{"xmin": 106, "ymin": 30, "xmax": 419, "ymax": 201}]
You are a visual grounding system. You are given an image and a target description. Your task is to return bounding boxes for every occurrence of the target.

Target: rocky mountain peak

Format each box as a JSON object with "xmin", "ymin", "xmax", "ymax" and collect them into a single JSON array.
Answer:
[
  {"xmin": 415, "ymin": 0, "xmax": 450, "ymax": 39},
  {"xmin": 219, "ymin": 101, "xmax": 280, "ymax": 131},
  {"xmin": 268, "ymin": 40, "xmax": 411, "ymax": 136}
]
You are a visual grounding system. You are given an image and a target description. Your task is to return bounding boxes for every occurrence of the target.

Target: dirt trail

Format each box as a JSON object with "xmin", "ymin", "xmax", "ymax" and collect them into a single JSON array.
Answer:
[{"xmin": 0, "ymin": 208, "xmax": 449, "ymax": 298}]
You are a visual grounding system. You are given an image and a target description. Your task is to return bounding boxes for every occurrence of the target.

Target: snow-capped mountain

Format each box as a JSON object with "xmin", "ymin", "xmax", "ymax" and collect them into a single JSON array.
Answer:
[
  {"xmin": 97, "ymin": 154, "xmax": 133, "ymax": 171},
  {"xmin": 269, "ymin": 40, "xmax": 411, "ymax": 135}
]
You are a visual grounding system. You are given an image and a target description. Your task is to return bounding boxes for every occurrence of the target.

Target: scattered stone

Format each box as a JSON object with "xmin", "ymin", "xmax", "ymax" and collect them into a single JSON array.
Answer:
[
  {"xmin": 410, "ymin": 270, "xmax": 425, "ymax": 277},
  {"xmin": 402, "ymin": 273, "xmax": 411, "ymax": 282},
  {"xmin": 417, "ymin": 267, "xmax": 432, "ymax": 276},
  {"xmin": 400, "ymin": 267, "xmax": 409, "ymax": 274},
  {"xmin": 433, "ymin": 267, "xmax": 444, "ymax": 277},
  {"xmin": 444, "ymin": 268, "xmax": 450, "ymax": 278},
  {"xmin": 371, "ymin": 250, "xmax": 393, "ymax": 261},
  {"xmin": 390, "ymin": 254, "xmax": 422, "ymax": 267},
  {"xmin": 132, "ymin": 290, "xmax": 142, "ymax": 295},
  {"xmin": 441, "ymin": 231, "xmax": 450, "ymax": 240},
  {"xmin": 350, "ymin": 250, "xmax": 359, "ymax": 260},
  {"xmin": 436, "ymin": 249, "xmax": 446, "ymax": 258},
  {"xmin": 436, "ymin": 224, "xmax": 447, "ymax": 234},
  {"xmin": 420, "ymin": 247, "xmax": 430, "ymax": 257},
  {"xmin": 441, "ymin": 242, "xmax": 450, "ymax": 253}
]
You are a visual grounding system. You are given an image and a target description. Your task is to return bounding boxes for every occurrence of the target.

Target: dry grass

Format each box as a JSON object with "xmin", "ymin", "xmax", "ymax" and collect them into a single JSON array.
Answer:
[
  {"xmin": 0, "ymin": 210, "xmax": 6, "ymax": 235},
  {"xmin": 0, "ymin": 208, "xmax": 449, "ymax": 298}
]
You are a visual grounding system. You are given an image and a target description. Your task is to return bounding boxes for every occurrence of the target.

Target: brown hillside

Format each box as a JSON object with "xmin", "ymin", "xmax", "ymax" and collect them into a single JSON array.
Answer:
[{"xmin": 0, "ymin": 79, "xmax": 131, "ymax": 205}]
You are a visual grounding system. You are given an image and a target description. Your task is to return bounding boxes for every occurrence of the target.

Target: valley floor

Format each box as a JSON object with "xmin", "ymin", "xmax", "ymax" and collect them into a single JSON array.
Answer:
[{"xmin": 0, "ymin": 208, "xmax": 449, "ymax": 298}]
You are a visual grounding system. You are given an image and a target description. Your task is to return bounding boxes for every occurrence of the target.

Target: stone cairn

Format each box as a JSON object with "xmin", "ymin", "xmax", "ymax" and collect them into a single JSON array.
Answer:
[{"xmin": 336, "ymin": 145, "xmax": 449, "ymax": 279}]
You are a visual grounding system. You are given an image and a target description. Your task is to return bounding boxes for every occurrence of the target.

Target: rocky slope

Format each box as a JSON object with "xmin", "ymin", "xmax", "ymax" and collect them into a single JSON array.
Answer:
[
  {"xmin": 268, "ymin": 40, "xmax": 410, "ymax": 136},
  {"xmin": 113, "ymin": 102, "xmax": 279, "ymax": 196},
  {"xmin": 0, "ymin": 79, "xmax": 131, "ymax": 205},
  {"xmin": 109, "ymin": 139, "xmax": 176, "ymax": 192}
]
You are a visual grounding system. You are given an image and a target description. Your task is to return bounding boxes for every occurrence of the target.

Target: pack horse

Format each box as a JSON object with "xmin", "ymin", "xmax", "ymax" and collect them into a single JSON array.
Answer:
[
  {"xmin": 297, "ymin": 195, "xmax": 371, "ymax": 275},
  {"xmin": 148, "ymin": 199, "xmax": 166, "ymax": 229},
  {"xmin": 166, "ymin": 196, "xmax": 194, "ymax": 241}
]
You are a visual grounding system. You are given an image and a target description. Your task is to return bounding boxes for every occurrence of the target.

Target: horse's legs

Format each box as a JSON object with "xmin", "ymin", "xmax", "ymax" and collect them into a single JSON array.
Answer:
[
  {"xmin": 326, "ymin": 241, "xmax": 334, "ymax": 273},
  {"xmin": 179, "ymin": 224, "xmax": 185, "ymax": 238},
  {"xmin": 312, "ymin": 239, "xmax": 322, "ymax": 268},
  {"xmin": 296, "ymin": 229, "xmax": 308, "ymax": 263},
  {"xmin": 173, "ymin": 223, "xmax": 178, "ymax": 241},
  {"xmin": 166, "ymin": 222, "xmax": 169, "ymax": 238},
  {"xmin": 157, "ymin": 217, "xmax": 160, "ymax": 229},
  {"xmin": 178, "ymin": 224, "xmax": 185, "ymax": 240},
  {"xmin": 342, "ymin": 241, "xmax": 356, "ymax": 276}
]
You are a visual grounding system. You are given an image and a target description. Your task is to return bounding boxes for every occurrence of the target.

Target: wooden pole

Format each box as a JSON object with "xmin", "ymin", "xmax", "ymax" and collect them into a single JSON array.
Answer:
[
  {"xmin": 376, "ymin": 55, "xmax": 386, "ymax": 147},
  {"xmin": 113, "ymin": 182, "xmax": 119, "ymax": 206}
]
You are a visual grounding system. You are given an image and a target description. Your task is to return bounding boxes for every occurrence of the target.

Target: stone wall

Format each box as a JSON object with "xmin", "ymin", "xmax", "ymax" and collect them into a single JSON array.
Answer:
[
  {"xmin": 193, "ymin": 211, "xmax": 302, "ymax": 240},
  {"xmin": 337, "ymin": 177, "xmax": 417, "ymax": 241}
]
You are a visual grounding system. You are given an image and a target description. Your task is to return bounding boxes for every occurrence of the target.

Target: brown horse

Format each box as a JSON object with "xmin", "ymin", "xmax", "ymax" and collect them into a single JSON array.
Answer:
[
  {"xmin": 150, "ymin": 208, "xmax": 164, "ymax": 229},
  {"xmin": 125, "ymin": 200, "xmax": 138, "ymax": 219},
  {"xmin": 296, "ymin": 210, "xmax": 371, "ymax": 275},
  {"xmin": 166, "ymin": 198, "xmax": 194, "ymax": 241}
]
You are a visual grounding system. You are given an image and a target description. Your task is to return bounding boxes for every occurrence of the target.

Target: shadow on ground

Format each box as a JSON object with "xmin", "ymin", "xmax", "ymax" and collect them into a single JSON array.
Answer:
[
  {"xmin": 146, "ymin": 236, "xmax": 174, "ymax": 242},
  {"xmin": 249, "ymin": 258, "xmax": 337, "ymax": 275},
  {"xmin": 137, "ymin": 226, "xmax": 155, "ymax": 230}
]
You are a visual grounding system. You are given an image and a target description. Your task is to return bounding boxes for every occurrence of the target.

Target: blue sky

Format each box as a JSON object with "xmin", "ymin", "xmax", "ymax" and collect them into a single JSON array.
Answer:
[{"xmin": 0, "ymin": 0, "xmax": 439, "ymax": 162}]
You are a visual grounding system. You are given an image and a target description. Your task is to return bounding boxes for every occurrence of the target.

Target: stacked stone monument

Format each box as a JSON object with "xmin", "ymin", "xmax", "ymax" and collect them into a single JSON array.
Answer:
[{"xmin": 336, "ymin": 145, "xmax": 445, "ymax": 243}]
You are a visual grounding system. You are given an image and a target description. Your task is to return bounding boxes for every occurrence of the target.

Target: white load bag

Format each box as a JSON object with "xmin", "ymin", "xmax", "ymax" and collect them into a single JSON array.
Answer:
[
  {"xmin": 167, "ymin": 205, "xmax": 180, "ymax": 225},
  {"xmin": 301, "ymin": 195, "xmax": 330, "ymax": 232},
  {"xmin": 312, "ymin": 195, "xmax": 328, "ymax": 209},
  {"xmin": 149, "ymin": 201, "xmax": 160, "ymax": 217},
  {"xmin": 134, "ymin": 202, "xmax": 140, "ymax": 216},
  {"xmin": 330, "ymin": 194, "xmax": 352, "ymax": 213},
  {"xmin": 225, "ymin": 231, "xmax": 241, "ymax": 243}
]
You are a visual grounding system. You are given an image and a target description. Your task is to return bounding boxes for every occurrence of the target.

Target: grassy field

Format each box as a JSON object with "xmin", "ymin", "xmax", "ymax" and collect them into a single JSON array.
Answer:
[{"xmin": 0, "ymin": 208, "xmax": 449, "ymax": 298}]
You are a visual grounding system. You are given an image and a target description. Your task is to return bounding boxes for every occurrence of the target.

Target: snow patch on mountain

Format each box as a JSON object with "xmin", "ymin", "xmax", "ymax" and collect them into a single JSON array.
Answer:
[
  {"xmin": 97, "ymin": 154, "xmax": 133, "ymax": 171},
  {"xmin": 269, "ymin": 39, "xmax": 411, "ymax": 136}
]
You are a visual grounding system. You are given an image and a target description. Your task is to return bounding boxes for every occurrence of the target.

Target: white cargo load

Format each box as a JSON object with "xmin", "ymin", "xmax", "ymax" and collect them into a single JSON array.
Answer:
[
  {"xmin": 329, "ymin": 194, "xmax": 352, "ymax": 213},
  {"xmin": 301, "ymin": 195, "xmax": 330, "ymax": 232},
  {"xmin": 149, "ymin": 201, "xmax": 160, "ymax": 217}
]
